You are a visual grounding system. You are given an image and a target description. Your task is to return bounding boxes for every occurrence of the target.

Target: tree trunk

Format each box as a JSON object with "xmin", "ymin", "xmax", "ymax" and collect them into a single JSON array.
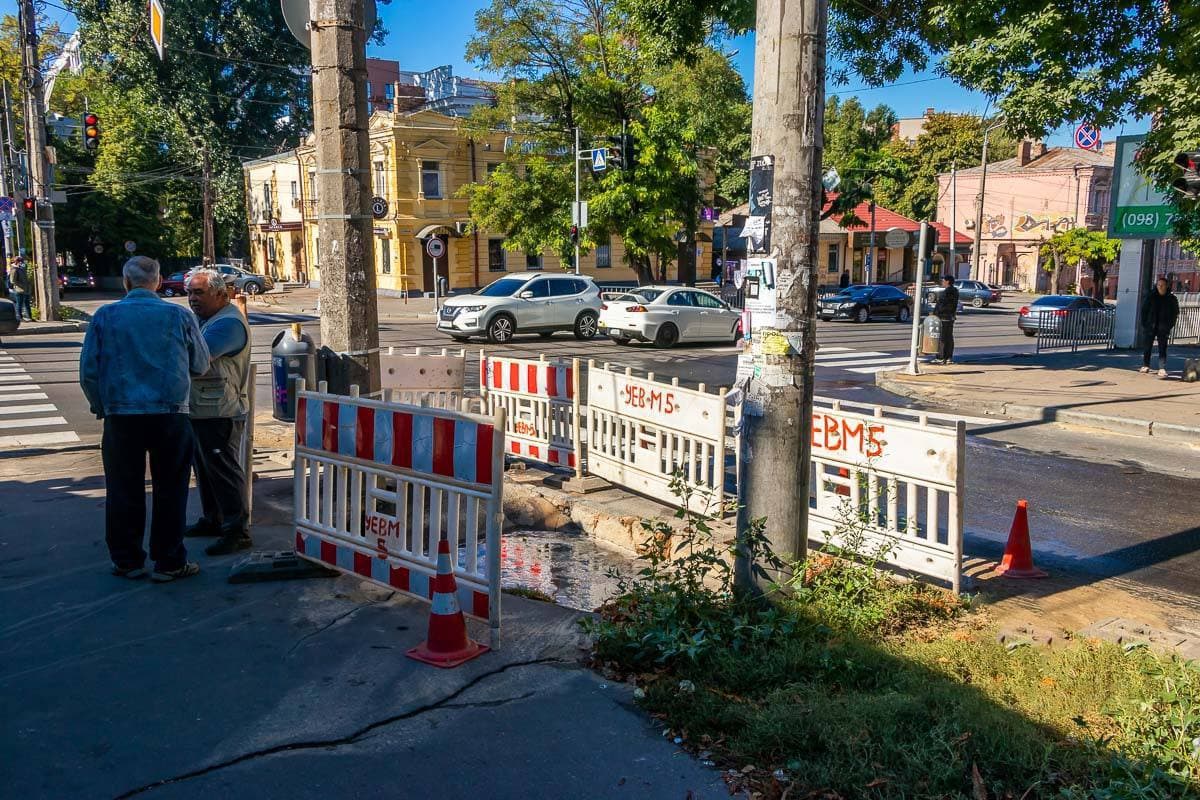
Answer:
[
  {"xmin": 634, "ymin": 255, "xmax": 653, "ymax": 285},
  {"xmin": 1090, "ymin": 263, "xmax": 1108, "ymax": 300}
]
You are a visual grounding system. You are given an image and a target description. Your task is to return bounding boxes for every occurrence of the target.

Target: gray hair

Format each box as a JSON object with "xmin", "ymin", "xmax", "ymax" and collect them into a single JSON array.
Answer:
[
  {"xmin": 123, "ymin": 256, "xmax": 161, "ymax": 288},
  {"xmin": 185, "ymin": 267, "xmax": 228, "ymax": 297}
]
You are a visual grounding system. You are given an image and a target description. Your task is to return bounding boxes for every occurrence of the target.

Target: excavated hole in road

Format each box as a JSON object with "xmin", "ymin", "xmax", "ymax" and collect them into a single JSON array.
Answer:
[{"xmin": 499, "ymin": 529, "xmax": 628, "ymax": 612}]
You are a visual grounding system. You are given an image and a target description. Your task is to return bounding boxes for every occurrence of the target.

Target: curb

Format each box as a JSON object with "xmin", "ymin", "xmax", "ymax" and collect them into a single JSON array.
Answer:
[
  {"xmin": 3, "ymin": 321, "xmax": 88, "ymax": 336},
  {"xmin": 875, "ymin": 370, "xmax": 1200, "ymax": 444}
]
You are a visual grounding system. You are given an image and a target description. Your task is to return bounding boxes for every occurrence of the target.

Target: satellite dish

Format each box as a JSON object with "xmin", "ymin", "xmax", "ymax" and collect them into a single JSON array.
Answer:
[
  {"xmin": 821, "ymin": 167, "xmax": 840, "ymax": 191},
  {"xmin": 281, "ymin": 0, "xmax": 377, "ymax": 49}
]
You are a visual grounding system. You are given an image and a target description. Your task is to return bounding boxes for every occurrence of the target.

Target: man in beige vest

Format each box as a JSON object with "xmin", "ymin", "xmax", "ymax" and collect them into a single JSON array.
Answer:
[{"xmin": 183, "ymin": 268, "xmax": 253, "ymax": 555}]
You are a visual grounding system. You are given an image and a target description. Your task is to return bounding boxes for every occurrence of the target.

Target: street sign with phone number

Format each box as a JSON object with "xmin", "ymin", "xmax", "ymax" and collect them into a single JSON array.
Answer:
[{"xmin": 1108, "ymin": 134, "xmax": 1176, "ymax": 239}]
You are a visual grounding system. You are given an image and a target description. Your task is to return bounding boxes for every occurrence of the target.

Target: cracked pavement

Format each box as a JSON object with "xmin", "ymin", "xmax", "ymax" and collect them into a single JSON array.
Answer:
[{"xmin": 1, "ymin": 449, "xmax": 729, "ymax": 799}]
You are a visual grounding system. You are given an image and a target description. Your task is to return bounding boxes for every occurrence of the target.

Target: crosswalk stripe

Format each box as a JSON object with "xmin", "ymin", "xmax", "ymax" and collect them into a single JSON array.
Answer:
[
  {"xmin": 0, "ymin": 415, "xmax": 68, "ymax": 429},
  {"xmin": 0, "ymin": 367, "xmax": 29, "ymax": 373},
  {"xmin": 814, "ymin": 346, "xmax": 854, "ymax": 353},
  {"xmin": 814, "ymin": 350, "xmax": 892, "ymax": 361},
  {"xmin": 0, "ymin": 404, "xmax": 56, "ymax": 416},
  {"xmin": 820, "ymin": 356, "xmax": 911, "ymax": 368},
  {"xmin": 0, "ymin": 392, "xmax": 48, "ymax": 401},
  {"xmin": 0, "ymin": 375, "xmax": 32, "ymax": 382},
  {"xmin": 0, "ymin": 384, "xmax": 40, "ymax": 392},
  {"xmin": 845, "ymin": 364, "xmax": 910, "ymax": 374},
  {"xmin": 0, "ymin": 356, "xmax": 15, "ymax": 361},
  {"xmin": 0, "ymin": 431, "xmax": 81, "ymax": 448}
]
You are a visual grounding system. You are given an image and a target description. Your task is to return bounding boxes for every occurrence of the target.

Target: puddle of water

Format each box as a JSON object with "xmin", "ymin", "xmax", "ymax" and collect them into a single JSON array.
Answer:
[{"xmin": 498, "ymin": 530, "xmax": 631, "ymax": 612}]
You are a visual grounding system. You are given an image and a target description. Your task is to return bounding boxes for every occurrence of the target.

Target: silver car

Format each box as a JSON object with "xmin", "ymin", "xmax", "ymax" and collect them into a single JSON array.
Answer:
[
  {"xmin": 1017, "ymin": 295, "xmax": 1110, "ymax": 336},
  {"xmin": 436, "ymin": 272, "xmax": 602, "ymax": 343}
]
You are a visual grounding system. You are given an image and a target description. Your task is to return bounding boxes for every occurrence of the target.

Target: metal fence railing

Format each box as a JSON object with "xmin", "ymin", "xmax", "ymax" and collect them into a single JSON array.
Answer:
[
  {"xmin": 1035, "ymin": 307, "xmax": 1116, "ymax": 353},
  {"xmin": 1172, "ymin": 303, "xmax": 1200, "ymax": 346}
]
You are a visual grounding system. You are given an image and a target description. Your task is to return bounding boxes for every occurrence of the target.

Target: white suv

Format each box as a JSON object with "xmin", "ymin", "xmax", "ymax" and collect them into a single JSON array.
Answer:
[{"xmin": 436, "ymin": 272, "xmax": 602, "ymax": 344}]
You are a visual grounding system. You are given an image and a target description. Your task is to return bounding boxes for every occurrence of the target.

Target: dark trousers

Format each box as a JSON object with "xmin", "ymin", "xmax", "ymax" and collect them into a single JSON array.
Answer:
[
  {"xmin": 938, "ymin": 319, "xmax": 955, "ymax": 361},
  {"xmin": 13, "ymin": 291, "xmax": 31, "ymax": 319},
  {"xmin": 1143, "ymin": 330, "xmax": 1169, "ymax": 367},
  {"xmin": 191, "ymin": 417, "xmax": 248, "ymax": 536},
  {"xmin": 101, "ymin": 414, "xmax": 193, "ymax": 571}
]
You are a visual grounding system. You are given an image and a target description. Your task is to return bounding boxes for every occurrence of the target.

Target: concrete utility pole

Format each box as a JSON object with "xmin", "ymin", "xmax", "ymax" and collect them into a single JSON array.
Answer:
[
  {"xmin": 309, "ymin": 0, "xmax": 380, "ymax": 392},
  {"xmin": 201, "ymin": 148, "xmax": 216, "ymax": 264},
  {"xmin": 736, "ymin": 0, "xmax": 828, "ymax": 591},
  {"xmin": 18, "ymin": 0, "xmax": 59, "ymax": 321}
]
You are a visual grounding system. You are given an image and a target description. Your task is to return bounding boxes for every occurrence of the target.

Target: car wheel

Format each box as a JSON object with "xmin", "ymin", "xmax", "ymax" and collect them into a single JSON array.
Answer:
[
  {"xmin": 573, "ymin": 310, "xmax": 598, "ymax": 340},
  {"xmin": 732, "ymin": 321, "xmax": 743, "ymax": 345},
  {"xmin": 854, "ymin": 306, "xmax": 869, "ymax": 323},
  {"xmin": 244, "ymin": 281, "xmax": 262, "ymax": 295},
  {"xmin": 971, "ymin": 296, "xmax": 984, "ymax": 308},
  {"xmin": 653, "ymin": 323, "xmax": 679, "ymax": 348},
  {"xmin": 486, "ymin": 314, "xmax": 515, "ymax": 344},
  {"xmin": 1023, "ymin": 329, "xmax": 1036, "ymax": 337},
  {"xmin": 163, "ymin": 287, "xmax": 176, "ymax": 297},
  {"xmin": 897, "ymin": 305, "xmax": 911, "ymax": 323}
]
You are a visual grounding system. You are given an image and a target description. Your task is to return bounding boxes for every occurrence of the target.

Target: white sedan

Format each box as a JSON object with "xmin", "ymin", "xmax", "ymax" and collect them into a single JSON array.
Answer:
[{"xmin": 598, "ymin": 286, "xmax": 742, "ymax": 348}]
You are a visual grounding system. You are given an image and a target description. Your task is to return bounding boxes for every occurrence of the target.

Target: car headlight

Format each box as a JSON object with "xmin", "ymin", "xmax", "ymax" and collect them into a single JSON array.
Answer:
[
  {"xmin": 460, "ymin": 305, "xmax": 486, "ymax": 313},
  {"xmin": 838, "ymin": 302, "xmax": 855, "ymax": 309}
]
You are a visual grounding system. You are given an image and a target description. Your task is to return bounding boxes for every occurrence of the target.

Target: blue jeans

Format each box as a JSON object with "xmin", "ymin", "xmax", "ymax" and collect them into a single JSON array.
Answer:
[{"xmin": 12, "ymin": 291, "xmax": 32, "ymax": 319}]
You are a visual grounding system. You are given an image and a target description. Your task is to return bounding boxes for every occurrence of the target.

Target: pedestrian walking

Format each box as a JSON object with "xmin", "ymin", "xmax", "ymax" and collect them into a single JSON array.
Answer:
[
  {"xmin": 1140, "ymin": 277, "xmax": 1180, "ymax": 378},
  {"xmin": 79, "ymin": 257, "xmax": 211, "ymax": 582},
  {"xmin": 933, "ymin": 274, "xmax": 959, "ymax": 364},
  {"xmin": 7, "ymin": 257, "xmax": 33, "ymax": 320},
  {"xmin": 839, "ymin": 271, "xmax": 850, "ymax": 290},
  {"xmin": 183, "ymin": 267, "xmax": 254, "ymax": 555}
]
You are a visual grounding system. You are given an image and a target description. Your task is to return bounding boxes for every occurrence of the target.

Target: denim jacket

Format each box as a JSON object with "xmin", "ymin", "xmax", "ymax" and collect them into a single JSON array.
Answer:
[{"xmin": 80, "ymin": 289, "xmax": 211, "ymax": 417}]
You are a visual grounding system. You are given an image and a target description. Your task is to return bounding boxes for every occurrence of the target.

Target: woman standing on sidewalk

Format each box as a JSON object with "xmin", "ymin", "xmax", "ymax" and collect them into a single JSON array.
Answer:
[{"xmin": 1140, "ymin": 277, "xmax": 1179, "ymax": 378}]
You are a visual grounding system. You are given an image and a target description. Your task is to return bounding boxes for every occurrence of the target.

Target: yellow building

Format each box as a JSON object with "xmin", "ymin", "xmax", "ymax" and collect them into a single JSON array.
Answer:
[{"xmin": 243, "ymin": 109, "xmax": 712, "ymax": 293}]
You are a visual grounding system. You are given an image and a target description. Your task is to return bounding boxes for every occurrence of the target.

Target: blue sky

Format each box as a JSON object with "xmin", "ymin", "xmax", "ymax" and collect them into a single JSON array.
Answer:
[{"xmin": 8, "ymin": 0, "xmax": 1142, "ymax": 148}]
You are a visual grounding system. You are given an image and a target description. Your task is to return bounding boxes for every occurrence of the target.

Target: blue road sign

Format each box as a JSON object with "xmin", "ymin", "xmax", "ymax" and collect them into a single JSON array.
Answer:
[
  {"xmin": 591, "ymin": 148, "xmax": 607, "ymax": 172},
  {"xmin": 0, "ymin": 197, "xmax": 13, "ymax": 221},
  {"xmin": 1075, "ymin": 123, "xmax": 1101, "ymax": 151}
]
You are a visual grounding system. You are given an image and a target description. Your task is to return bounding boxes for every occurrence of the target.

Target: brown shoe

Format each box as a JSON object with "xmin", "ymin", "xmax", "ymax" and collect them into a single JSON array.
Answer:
[
  {"xmin": 151, "ymin": 562, "xmax": 200, "ymax": 583},
  {"xmin": 205, "ymin": 534, "xmax": 253, "ymax": 556}
]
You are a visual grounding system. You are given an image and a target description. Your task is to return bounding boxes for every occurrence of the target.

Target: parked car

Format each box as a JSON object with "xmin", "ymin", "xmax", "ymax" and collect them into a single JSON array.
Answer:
[
  {"xmin": 0, "ymin": 296, "xmax": 20, "ymax": 339},
  {"xmin": 818, "ymin": 284, "xmax": 913, "ymax": 323},
  {"xmin": 436, "ymin": 272, "xmax": 601, "ymax": 343},
  {"xmin": 1017, "ymin": 295, "xmax": 1110, "ymax": 337},
  {"xmin": 599, "ymin": 286, "xmax": 741, "ymax": 348},
  {"xmin": 951, "ymin": 279, "xmax": 1000, "ymax": 307},
  {"xmin": 985, "ymin": 284, "xmax": 1004, "ymax": 304},
  {"xmin": 214, "ymin": 264, "xmax": 273, "ymax": 295},
  {"xmin": 59, "ymin": 270, "xmax": 96, "ymax": 294},
  {"xmin": 159, "ymin": 271, "xmax": 189, "ymax": 297}
]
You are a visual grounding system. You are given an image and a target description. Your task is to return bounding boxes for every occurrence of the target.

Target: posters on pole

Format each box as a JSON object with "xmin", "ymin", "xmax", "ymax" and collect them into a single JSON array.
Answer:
[{"xmin": 746, "ymin": 155, "xmax": 774, "ymax": 254}]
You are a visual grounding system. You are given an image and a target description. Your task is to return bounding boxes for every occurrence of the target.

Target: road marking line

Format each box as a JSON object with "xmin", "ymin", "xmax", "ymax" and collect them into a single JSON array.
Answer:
[
  {"xmin": 0, "ymin": 356, "xmax": 14, "ymax": 361},
  {"xmin": 0, "ymin": 431, "xmax": 81, "ymax": 448},
  {"xmin": 0, "ymin": 392, "xmax": 48, "ymax": 401},
  {"xmin": 0, "ymin": 367, "xmax": 28, "ymax": 373},
  {"xmin": 820, "ymin": 356, "xmax": 911, "ymax": 368},
  {"xmin": 814, "ymin": 351, "xmax": 893, "ymax": 362},
  {"xmin": 0, "ymin": 415, "xmax": 68, "ymax": 429},
  {"xmin": 0, "ymin": 404, "xmax": 56, "ymax": 416},
  {"xmin": 844, "ymin": 364, "xmax": 912, "ymax": 374},
  {"xmin": 0, "ymin": 384, "xmax": 40, "ymax": 392},
  {"xmin": 814, "ymin": 346, "xmax": 854, "ymax": 353}
]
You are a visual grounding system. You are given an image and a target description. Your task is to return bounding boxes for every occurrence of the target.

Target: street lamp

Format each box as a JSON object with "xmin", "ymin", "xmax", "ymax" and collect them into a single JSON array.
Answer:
[{"xmin": 971, "ymin": 118, "xmax": 1005, "ymax": 283}]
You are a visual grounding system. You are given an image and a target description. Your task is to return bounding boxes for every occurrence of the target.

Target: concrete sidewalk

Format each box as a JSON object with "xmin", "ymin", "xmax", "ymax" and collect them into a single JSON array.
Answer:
[
  {"xmin": 877, "ymin": 347, "xmax": 1200, "ymax": 443},
  {"xmin": 0, "ymin": 447, "xmax": 730, "ymax": 800}
]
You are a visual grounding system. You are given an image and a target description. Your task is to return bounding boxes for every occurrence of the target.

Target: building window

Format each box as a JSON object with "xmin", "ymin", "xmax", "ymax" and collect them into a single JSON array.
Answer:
[
  {"xmin": 595, "ymin": 241, "xmax": 612, "ymax": 269},
  {"xmin": 262, "ymin": 182, "xmax": 273, "ymax": 219},
  {"xmin": 525, "ymin": 252, "xmax": 543, "ymax": 270},
  {"xmin": 290, "ymin": 180, "xmax": 299, "ymax": 207},
  {"xmin": 267, "ymin": 238, "xmax": 277, "ymax": 262},
  {"xmin": 488, "ymin": 239, "xmax": 506, "ymax": 272},
  {"xmin": 827, "ymin": 243, "xmax": 839, "ymax": 274},
  {"xmin": 365, "ymin": 80, "xmax": 373, "ymax": 99},
  {"xmin": 308, "ymin": 171, "xmax": 317, "ymax": 202},
  {"xmin": 380, "ymin": 238, "xmax": 391, "ymax": 274},
  {"xmin": 373, "ymin": 161, "xmax": 386, "ymax": 196},
  {"xmin": 313, "ymin": 236, "xmax": 319, "ymax": 266},
  {"xmin": 486, "ymin": 162, "xmax": 501, "ymax": 176},
  {"xmin": 384, "ymin": 83, "xmax": 394, "ymax": 100},
  {"xmin": 421, "ymin": 160, "xmax": 442, "ymax": 198}
]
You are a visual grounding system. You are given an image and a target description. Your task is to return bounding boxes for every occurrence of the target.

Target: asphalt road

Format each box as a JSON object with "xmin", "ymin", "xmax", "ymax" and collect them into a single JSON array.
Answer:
[{"xmin": 3, "ymin": 294, "xmax": 1197, "ymax": 606}]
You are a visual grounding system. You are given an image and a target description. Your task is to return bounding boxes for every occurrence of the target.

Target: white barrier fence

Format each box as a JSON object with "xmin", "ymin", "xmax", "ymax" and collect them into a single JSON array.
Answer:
[
  {"xmin": 479, "ymin": 354, "xmax": 582, "ymax": 475},
  {"xmin": 292, "ymin": 381, "xmax": 506, "ymax": 648},
  {"xmin": 586, "ymin": 362, "xmax": 730, "ymax": 515},
  {"xmin": 808, "ymin": 396, "xmax": 965, "ymax": 592},
  {"xmin": 378, "ymin": 346, "xmax": 469, "ymax": 410}
]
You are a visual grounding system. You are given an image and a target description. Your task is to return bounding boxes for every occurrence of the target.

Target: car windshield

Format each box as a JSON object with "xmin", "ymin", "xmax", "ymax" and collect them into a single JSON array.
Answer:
[
  {"xmin": 631, "ymin": 288, "xmax": 666, "ymax": 302},
  {"xmin": 478, "ymin": 277, "xmax": 528, "ymax": 297},
  {"xmin": 1031, "ymin": 296, "xmax": 1075, "ymax": 307}
]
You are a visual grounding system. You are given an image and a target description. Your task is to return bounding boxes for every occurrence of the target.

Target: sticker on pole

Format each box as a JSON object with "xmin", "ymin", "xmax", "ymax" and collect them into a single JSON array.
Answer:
[
  {"xmin": 425, "ymin": 237, "xmax": 445, "ymax": 259},
  {"xmin": 149, "ymin": 0, "xmax": 165, "ymax": 60},
  {"xmin": 1074, "ymin": 123, "xmax": 1101, "ymax": 152}
]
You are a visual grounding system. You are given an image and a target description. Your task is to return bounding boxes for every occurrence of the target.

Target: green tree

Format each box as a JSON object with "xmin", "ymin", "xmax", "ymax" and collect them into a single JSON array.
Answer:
[
  {"xmin": 821, "ymin": 97, "xmax": 896, "ymax": 181},
  {"xmin": 1039, "ymin": 228, "xmax": 1120, "ymax": 299}
]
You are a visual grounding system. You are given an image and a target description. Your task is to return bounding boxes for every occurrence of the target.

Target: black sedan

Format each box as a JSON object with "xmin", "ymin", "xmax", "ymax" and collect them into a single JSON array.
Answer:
[{"xmin": 818, "ymin": 284, "xmax": 913, "ymax": 323}]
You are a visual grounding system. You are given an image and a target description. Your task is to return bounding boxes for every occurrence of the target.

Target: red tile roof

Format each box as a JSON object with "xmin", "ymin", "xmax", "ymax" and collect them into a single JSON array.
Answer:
[{"xmin": 822, "ymin": 193, "xmax": 971, "ymax": 246}]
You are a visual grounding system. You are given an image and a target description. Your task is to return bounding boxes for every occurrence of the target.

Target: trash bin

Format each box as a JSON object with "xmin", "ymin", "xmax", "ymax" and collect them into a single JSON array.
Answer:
[
  {"xmin": 920, "ymin": 315, "xmax": 941, "ymax": 356},
  {"xmin": 271, "ymin": 323, "xmax": 315, "ymax": 421}
]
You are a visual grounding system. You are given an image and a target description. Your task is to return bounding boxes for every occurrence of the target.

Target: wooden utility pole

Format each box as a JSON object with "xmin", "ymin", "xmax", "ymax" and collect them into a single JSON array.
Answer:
[
  {"xmin": 736, "ymin": 0, "xmax": 828, "ymax": 591},
  {"xmin": 17, "ymin": 0, "xmax": 59, "ymax": 321},
  {"xmin": 201, "ymin": 148, "xmax": 216, "ymax": 264},
  {"xmin": 309, "ymin": 0, "xmax": 380, "ymax": 392}
]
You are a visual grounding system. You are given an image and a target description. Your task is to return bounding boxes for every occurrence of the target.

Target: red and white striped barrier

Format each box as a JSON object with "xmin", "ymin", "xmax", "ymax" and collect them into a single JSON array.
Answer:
[
  {"xmin": 292, "ymin": 381, "xmax": 507, "ymax": 648},
  {"xmin": 480, "ymin": 353, "xmax": 582, "ymax": 476}
]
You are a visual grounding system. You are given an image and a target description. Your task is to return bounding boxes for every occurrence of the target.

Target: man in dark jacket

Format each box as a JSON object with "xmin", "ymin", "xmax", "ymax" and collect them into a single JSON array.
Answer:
[
  {"xmin": 839, "ymin": 271, "xmax": 850, "ymax": 290},
  {"xmin": 1140, "ymin": 277, "xmax": 1180, "ymax": 378},
  {"xmin": 933, "ymin": 274, "xmax": 959, "ymax": 364}
]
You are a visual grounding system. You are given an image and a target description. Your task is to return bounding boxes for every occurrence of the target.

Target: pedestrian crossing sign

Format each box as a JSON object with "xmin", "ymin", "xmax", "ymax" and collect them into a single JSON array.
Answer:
[{"xmin": 591, "ymin": 148, "xmax": 607, "ymax": 172}]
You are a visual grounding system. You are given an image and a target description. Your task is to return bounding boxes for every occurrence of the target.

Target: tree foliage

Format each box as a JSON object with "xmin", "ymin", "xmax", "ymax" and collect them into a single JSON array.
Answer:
[{"xmin": 1039, "ymin": 228, "xmax": 1120, "ymax": 298}]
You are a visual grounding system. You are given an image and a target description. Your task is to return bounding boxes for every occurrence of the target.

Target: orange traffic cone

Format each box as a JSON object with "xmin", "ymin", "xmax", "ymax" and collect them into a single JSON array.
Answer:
[
  {"xmin": 995, "ymin": 499, "xmax": 1048, "ymax": 579},
  {"xmin": 407, "ymin": 533, "xmax": 490, "ymax": 668}
]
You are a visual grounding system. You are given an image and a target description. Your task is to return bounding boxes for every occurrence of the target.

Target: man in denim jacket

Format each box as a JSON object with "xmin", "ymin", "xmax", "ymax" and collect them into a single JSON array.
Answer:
[{"xmin": 80, "ymin": 257, "xmax": 211, "ymax": 582}]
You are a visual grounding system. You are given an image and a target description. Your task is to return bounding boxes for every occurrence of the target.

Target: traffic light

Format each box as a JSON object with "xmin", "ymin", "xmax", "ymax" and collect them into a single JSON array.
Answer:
[
  {"xmin": 570, "ymin": 225, "xmax": 579, "ymax": 245},
  {"xmin": 21, "ymin": 197, "xmax": 35, "ymax": 218},
  {"xmin": 604, "ymin": 135, "xmax": 624, "ymax": 170},
  {"xmin": 1173, "ymin": 151, "xmax": 1200, "ymax": 198},
  {"xmin": 83, "ymin": 112, "xmax": 100, "ymax": 150},
  {"xmin": 621, "ymin": 133, "xmax": 635, "ymax": 176}
]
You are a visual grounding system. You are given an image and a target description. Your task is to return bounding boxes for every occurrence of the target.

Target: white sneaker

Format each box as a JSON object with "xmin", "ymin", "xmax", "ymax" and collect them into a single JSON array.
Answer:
[
  {"xmin": 1139, "ymin": 366, "xmax": 1151, "ymax": 373},
  {"xmin": 1158, "ymin": 368, "xmax": 1168, "ymax": 378}
]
